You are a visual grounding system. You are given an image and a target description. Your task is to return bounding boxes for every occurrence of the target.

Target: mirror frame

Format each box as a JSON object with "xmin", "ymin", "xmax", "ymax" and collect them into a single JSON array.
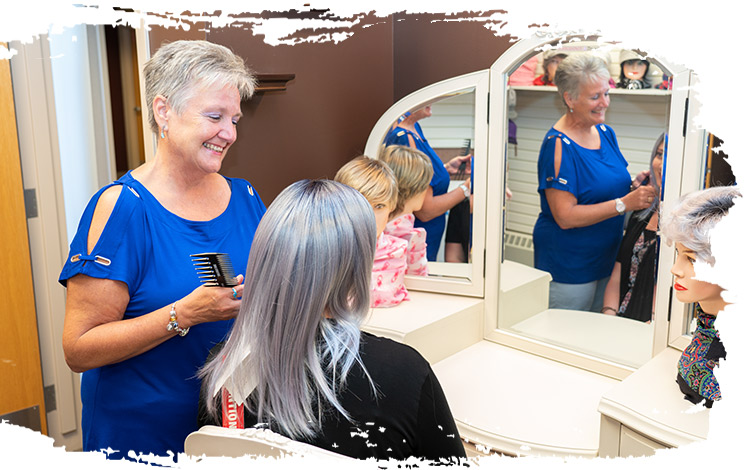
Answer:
[
  {"xmin": 482, "ymin": 34, "xmax": 700, "ymax": 378},
  {"xmin": 364, "ymin": 70, "xmax": 490, "ymax": 298}
]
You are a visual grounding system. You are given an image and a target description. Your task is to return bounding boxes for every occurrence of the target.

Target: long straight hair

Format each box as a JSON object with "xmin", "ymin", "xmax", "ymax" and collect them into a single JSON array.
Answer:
[
  {"xmin": 200, "ymin": 179, "xmax": 377, "ymax": 439},
  {"xmin": 638, "ymin": 132, "xmax": 666, "ymax": 219}
]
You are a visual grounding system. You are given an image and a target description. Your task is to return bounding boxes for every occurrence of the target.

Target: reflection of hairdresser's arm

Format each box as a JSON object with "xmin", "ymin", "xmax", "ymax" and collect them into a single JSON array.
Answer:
[
  {"xmin": 413, "ymin": 183, "xmax": 469, "ymax": 222},
  {"xmin": 547, "ymin": 138, "xmax": 655, "ymax": 229},
  {"xmin": 602, "ymin": 262, "xmax": 621, "ymax": 315}
]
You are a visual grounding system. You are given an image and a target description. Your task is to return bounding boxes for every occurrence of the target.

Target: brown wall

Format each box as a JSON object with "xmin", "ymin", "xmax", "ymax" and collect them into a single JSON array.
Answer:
[
  {"xmin": 392, "ymin": 12, "xmax": 514, "ymax": 101},
  {"xmin": 147, "ymin": 13, "xmax": 513, "ymax": 204}
]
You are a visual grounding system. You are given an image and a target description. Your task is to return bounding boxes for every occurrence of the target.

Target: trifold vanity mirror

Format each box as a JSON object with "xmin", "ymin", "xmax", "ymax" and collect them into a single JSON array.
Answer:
[{"xmin": 366, "ymin": 35, "xmax": 710, "ymax": 377}]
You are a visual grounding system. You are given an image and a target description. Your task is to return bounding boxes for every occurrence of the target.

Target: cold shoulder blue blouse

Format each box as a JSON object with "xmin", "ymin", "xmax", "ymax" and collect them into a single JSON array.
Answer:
[{"xmin": 59, "ymin": 172, "xmax": 265, "ymax": 459}]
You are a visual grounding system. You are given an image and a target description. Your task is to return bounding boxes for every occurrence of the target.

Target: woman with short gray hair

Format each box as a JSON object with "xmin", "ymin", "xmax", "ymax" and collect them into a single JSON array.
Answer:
[
  {"xmin": 532, "ymin": 52, "xmax": 656, "ymax": 311},
  {"xmin": 198, "ymin": 179, "xmax": 466, "ymax": 461},
  {"xmin": 60, "ymin": 40, "xmax": 266, "ymax": 459}
]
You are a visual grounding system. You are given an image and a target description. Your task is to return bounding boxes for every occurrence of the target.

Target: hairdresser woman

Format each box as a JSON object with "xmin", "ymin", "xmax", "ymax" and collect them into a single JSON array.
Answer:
[
  {"xmin": 384, "ymin": 106, "xmax": 471, "ymax": 261},
  {"xmin": 59, "ymin": 40, "xmax": 265, "ymax": 459},
  {"xmin": 533, "ymin": 53, "xmax": 656, "ymax": 312}
]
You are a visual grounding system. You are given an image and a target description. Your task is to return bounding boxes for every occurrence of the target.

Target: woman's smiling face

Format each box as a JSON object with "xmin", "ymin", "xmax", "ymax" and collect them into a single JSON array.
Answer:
[
  {"xmin": 565, "ymin": 76, "xmax": 610, "ymax": 126},
  {"xmin": 165, "ymin": 82, "xmax": 242, "ymax": 174}
]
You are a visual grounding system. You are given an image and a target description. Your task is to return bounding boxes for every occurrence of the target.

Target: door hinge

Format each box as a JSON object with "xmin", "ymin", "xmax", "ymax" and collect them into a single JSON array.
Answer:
[
  {"xmin": 44, "ymin": 384, "xmax": 57, "ymax": 413},
  {"xmin": 24, "ymin": 188, "xmax": 38, "ymax": 219}
]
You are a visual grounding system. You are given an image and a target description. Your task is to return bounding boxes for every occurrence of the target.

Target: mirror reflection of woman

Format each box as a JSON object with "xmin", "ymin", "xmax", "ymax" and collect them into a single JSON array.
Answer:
[
  {"xmin": 602, "ymin": 134, "xmax": 666, "ymax": 322},
  {"xmin": 532, "ymin": 53, "xmax": 656, "ymax": 312},
  {"xmin": 384, "ymin": 106, "xmax": 471, "ymax": 261}
]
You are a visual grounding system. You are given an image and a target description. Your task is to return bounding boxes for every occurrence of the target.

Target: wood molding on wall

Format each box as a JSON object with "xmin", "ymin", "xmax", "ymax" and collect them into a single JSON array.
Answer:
[{"xmin": 0, "ymin": 44, "xmax": 48, "ymax": 435}]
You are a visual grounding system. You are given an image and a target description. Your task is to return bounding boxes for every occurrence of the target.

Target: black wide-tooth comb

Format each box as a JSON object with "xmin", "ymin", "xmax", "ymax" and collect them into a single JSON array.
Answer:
[{"xmin": 190, "ymin": 253, "xmax": 239, "ymax": 287}]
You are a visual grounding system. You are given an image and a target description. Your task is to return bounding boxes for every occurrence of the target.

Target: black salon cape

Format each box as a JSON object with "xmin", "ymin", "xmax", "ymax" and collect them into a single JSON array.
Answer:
[
  {"xmin": 616, "ymin": 210, "xmax": 657, "ymax": 322},
  {"xmin": 198, "ymin": 332, "xmax": 466, "ymax": 462}
]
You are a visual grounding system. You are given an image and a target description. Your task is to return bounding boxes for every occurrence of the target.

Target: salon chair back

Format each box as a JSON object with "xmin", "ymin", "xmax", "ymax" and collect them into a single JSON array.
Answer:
[{"xmin": 183, "ymin": 425, "xmax": 354, "ymax": 461}]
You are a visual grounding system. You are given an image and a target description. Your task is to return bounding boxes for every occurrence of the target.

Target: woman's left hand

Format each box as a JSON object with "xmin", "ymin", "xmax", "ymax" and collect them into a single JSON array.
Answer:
[
  {"xmin": 631, "ymin": 170, "xmax": 651, "ymax": 190},
  {"xmin": 445, "ymin": 155, "xmax": 472, "ymax": 175}
]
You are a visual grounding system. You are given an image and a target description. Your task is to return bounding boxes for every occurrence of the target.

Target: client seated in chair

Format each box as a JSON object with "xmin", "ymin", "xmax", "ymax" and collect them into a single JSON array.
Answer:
[{"xmin": 197, "ymin": 179, "xmax": 466, "ymax": 462}]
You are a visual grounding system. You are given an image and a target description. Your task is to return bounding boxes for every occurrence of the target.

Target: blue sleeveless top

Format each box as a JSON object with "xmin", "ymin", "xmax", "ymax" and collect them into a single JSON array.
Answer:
[
  {"xmin": 59, "ymin": 172, "xmax": 265, "ymax": 458},
  {"xmin": 533, "ymin": 124, "xmax": 630, "ymax": 284},
  {"xmin": 384, "ymin": 122, "xmax": 450, "ymax": 261}
]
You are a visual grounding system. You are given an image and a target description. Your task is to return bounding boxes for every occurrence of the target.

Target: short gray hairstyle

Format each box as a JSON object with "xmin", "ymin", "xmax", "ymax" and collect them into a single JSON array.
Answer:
[
  {"xmin": 661, "ymin": 185, "xmax": 740, "ymax": 265},
  {"xmin": 143, "ymin": 40, "xmax": 256, "ymax": 133},
  {"xmin": 554, "ymin": 52, "xmax": 611, "ymax": 106},
  {"xmin": 200, "ymin": 179, "xmax": 377, "ymax": 439}
]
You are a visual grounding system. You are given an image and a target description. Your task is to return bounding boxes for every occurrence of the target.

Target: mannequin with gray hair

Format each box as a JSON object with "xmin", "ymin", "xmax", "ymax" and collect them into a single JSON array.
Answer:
[
  {"xmin": 198, "ymin": 179, "xmax": 466, "ymax": 461},
  {"xmin": 661, "ymin": 185, "xmax": 739, "ymax": 407}
]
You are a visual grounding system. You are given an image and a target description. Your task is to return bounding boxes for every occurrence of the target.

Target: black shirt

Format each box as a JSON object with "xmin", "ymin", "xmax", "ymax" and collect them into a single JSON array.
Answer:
[{"xmin": 198, "ymin": 332, "xmax": 466, "ymax": 462}]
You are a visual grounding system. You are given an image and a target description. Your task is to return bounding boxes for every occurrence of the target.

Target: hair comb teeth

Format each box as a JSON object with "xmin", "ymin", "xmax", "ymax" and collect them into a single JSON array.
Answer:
[{"xmin": 190, "ymin": 253, "xmax": 239, "ymax": 287}]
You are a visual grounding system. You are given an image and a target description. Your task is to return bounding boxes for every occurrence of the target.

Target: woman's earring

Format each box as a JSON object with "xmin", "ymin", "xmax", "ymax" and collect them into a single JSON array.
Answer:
[
  {"xmin": 160, "ymin": 125, "xmax": 167, "ymax": 139},
  {"xmin": 569, "ymin": 108, "xmax": 574, "ymax": 113}
]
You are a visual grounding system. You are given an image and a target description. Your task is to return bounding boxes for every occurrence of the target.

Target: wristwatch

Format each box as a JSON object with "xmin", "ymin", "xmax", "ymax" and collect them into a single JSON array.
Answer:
[
  {"xmin": 460, "ymin": 183, "xmax": 470, "ymax": 198},
  {"xmin": 614, "ymin": 198, "xmax": 626, "ymax": 215}
]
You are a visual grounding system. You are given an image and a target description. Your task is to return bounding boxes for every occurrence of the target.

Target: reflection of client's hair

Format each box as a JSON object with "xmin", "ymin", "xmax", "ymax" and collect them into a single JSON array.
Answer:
[
  {"xmin": 334, "ymin": 155, "xmax": 398, "ymax": 209},
  {"xmin": 200, "ymin": 179, "xmax": 378, "ymax": 439},
  {"xmin": 639, "ymin": 133, "xmax": 666, "ymax": 219},
  {"xmin": 661, "ymin": 186, "xmax": 740, "ymax": 264},
  {"xmin": 378, "ymin": 145, "xmax": 434, "ymax": 217}
]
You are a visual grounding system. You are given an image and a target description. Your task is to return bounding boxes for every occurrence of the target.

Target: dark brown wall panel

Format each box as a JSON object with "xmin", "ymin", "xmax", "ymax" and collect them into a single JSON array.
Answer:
[
  {"xmin": 392, "ymin": 12, "xmax": 514, "ymax": 100},
  {"xmin": 208, "ymin": 19, "xmax": 394, "ymax": 203},
  {"xmin": 144, "ymin": 14, "xmax": 514, "ymax": 204}
]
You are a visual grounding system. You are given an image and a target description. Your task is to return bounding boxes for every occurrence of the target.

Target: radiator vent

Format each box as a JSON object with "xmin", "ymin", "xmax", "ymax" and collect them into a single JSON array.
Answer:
[{"xmin": 504, "ymin": 230, "xmax": 534, "ymax": 267}]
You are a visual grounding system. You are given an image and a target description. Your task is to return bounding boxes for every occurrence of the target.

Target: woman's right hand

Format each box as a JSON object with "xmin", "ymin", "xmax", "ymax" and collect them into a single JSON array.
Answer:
[
  {"xmin": 177, "ymin": 274, "xmax": 244, "ymax": 328},
  {"xmin": 621, "ymin": 185, "xmax": 656, "ymax": 212}
]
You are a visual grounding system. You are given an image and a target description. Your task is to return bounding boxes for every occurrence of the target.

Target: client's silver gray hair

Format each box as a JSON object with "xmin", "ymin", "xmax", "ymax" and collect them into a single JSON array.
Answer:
[
  {"xmin": 554, "ymin": 52, "xmax": 611, "ymax": 106},
  {"xmin": 638, "ymin": 133, "xmax": 666, "ymax": 219},
  {"xmin": 143, "ymin": 40, "xmax": 256, "ymax": 133},
  {"xmin": 661, "ymin": 185, "xmax": 740, "ymax": 265},
  {"xmin": 200, "ymin": 179, "xmax": 377, "ymax": 439}
]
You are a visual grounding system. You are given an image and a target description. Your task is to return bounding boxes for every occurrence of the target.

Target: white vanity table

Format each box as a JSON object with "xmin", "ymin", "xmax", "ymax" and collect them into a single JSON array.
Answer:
[
  {"xmin": 598, "ymin": 347, "xmax": 709, "ymax": 457},
  {"xmin": 362, "ymin": 34, "xmax": 710, "ymax": 459}
]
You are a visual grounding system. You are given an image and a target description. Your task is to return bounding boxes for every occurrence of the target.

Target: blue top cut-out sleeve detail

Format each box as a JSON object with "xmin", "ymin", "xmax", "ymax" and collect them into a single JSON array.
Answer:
[
  {"xmin": 59, "ymin": 181, "xmax": 145, "ymax": 291},
  {"xmin": 537, "ymin": 132, "xmax": 578, "ymax": 197}
]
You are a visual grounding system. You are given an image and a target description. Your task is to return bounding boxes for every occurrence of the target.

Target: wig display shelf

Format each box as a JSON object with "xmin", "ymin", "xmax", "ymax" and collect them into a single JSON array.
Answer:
[
  {"xmin": 433, "ymin": 340, "xmax": 619, "ymax": 458},
  {"xmin": 362, "ymin": 290, "xmax": 483, "ymax": 365},
  {"xmin": 598, "ymin": 347, "xmax": 709, "ymax": 458},
  {"xmin": 509, "ymin": 85, "xmax": 672, "ymax": 97}
]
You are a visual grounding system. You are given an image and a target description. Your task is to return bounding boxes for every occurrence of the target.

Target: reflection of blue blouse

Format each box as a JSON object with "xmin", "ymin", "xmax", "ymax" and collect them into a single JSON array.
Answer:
[
  {"xmin": 533, "ymin": 124, "xmax": 630, "ymax": 284},
  {"xmin": 384, "ymin": 123, "xmax": 450, "ymax": 261}
]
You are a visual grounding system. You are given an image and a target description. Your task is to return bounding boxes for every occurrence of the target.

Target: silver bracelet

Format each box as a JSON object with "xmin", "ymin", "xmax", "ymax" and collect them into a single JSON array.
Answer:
[
  {"xmin": 459, "ymin": 183, "xmax": 470, "ymax": 198},
  {"xmin": 166, "ymin": 302, "xmax": 190, "ymax": 337}
]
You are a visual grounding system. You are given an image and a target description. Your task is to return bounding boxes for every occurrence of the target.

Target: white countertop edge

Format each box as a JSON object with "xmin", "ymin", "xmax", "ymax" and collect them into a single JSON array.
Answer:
[
  {"xmin": 457, "ymin": 420, "xmax": 599, "ymax": 458},
  {"xmin": 597, "ymin": 397, "xmax": 704, "ymax": 447}
]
